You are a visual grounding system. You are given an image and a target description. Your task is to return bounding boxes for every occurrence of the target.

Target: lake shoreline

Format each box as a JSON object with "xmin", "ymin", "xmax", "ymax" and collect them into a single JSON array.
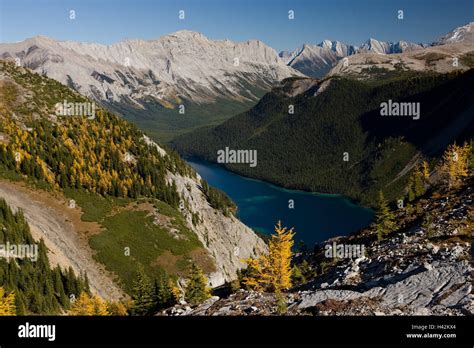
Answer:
[
  {"xmin": 187, "ymin": 158, "xmax": 374, "ymax": 247},
  {"xmin": 184, "ymin": 155, "xmax": 373, "ymax": 210}
]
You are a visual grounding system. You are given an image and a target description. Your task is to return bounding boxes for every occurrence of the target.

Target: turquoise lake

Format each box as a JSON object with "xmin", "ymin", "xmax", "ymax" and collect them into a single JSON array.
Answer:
[{"xmin": 188, "ymin": 160, "xmax": 374, "ymax": 247}]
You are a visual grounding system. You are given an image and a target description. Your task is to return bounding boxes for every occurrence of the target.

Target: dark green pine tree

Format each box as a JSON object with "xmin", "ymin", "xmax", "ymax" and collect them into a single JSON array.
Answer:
[
  {"xmin": 36, "ymin": 239, "xmax": 58, "ymax": 313},
  {"xmin": 131, "ymin": 265, "xmax": 155, "ymax": 316},
  {"xmin": 52, "ymin": 266, "xmax": 69, "ymax": 307},
  {"xmin": 153, "ymin": 272, "xmax": 174, "ymax": 310},
  {"xmin": 64, "ymin": 266, "xmax": 78, "ymax": 297},
  {"xmin": 184, "ymin": 264, "xmax": 211, "ymax": 306},
  {"xmin": 83, "ymin": 272, "xmax": 90, "ymax": 293},
  {"xmin": 375, "ymin": 191, "xmax": 397, "ymax": 240},
  {"xmin": 407, "ymin": 175, "xmax": 416, "ymax": 202},
  {"xmin": 27, "ymin": 286, "xmax": 44, "ymax": 314},
  {"xmin": 15, "ymin": 291, "xmax": 27, "ymax": 315},
  {"xmin": 413, "ymin": 171, "xmax": 425, "ymax": 198}
]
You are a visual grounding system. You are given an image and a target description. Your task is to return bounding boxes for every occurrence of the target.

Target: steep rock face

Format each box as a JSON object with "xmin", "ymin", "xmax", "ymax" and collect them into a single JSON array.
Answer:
[
  {"xmin": 0, "ymin": 31, "xmax": 301, "ymax": 107},
  {"xmin": 319, "ymin": 40, "xmax": 356, "ymax": 57},
  {"xmin": 145, "ymin": 137, "xmax": 267, "ymax": 287},
  {"xmin": 359, "ymin": 38, "xmax": 423, "ymax": 54},
  {"xmin": 285, "ymin": 45, "xmax": 340, "ymax": 78},
  {"xmin": 170, "ymin": 171, "xmax": 267, "ymax": 286},
  {"xmin": 280, "ymin": 40, "xmax": 356, "ymax": 77}
]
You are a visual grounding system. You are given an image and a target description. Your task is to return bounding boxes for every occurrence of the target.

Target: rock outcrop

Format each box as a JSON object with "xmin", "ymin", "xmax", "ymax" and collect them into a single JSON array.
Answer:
[
  {"xmin": 144, "ymin": 136, "xmax": 267, "ymax": 287},
  {"xmin": 164, "ymin": 176, "xmax": 473, "ymax": 315}
]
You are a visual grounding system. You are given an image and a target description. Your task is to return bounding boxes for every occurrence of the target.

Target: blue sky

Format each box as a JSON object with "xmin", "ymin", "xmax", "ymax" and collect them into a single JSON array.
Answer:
[{"xmin": 0, "ymin": 0, "xmax": 472, "ymax": 51}]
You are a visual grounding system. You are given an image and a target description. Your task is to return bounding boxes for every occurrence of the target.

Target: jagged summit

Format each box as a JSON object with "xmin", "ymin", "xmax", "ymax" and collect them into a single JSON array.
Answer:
[
  {"xmin": 359, "ymin": 38, "xmax": 423, "ymax": 54},
  {"xmin": 281, "ymin": 23, "xmax": 472, "ymax": 77},
  {"xmin": 279, "ymin": 37, "xmax": 421, "ymax": 77}
]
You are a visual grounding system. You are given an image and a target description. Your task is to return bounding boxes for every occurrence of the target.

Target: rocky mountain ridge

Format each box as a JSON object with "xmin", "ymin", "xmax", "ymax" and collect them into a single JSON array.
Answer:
[
  {"xmin": 435, "ymin": 22, "xmax": 474, "ymax": 45},
  {"xmin": 0, "ymin": 31, "xmax": 303, "ymax": 141},
  {"xmin": 281, "ymin": 23, "xmax": 472, "ymax": 77},
  {"xmin": 0, "ymin": 31, "xmax": 300, "ymax": 107},
  {"xmin": 280, "ymin": 38, "xmax": 423, "ymax": 77},
  {"xmin": 329, "ymin": 23, "xmax": 474, "ymax": 79}
]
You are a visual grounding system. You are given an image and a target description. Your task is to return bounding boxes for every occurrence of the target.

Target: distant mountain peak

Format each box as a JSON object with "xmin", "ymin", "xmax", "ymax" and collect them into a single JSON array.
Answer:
[
  {"xmin": 166, "ymin": 30, "xmax": 207, "ymax": 39},
  {"xmin": 281, "ymin": 32, "xmax": 428, "ymax": 77},
  {"xmin": 319, "ymin": 39, "xmax": 334, "ymax": 49},
  {"xmin": 434, "ymin": 22, "xmax": 474, "ymax": 45}
]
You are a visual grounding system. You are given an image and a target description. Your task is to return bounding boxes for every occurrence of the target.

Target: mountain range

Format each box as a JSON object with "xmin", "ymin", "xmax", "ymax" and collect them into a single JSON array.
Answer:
[
  {"xmin": 434, "ymin": 22, "xmax": 474, "ymax": 45},
  {"xmin": 171, "ymin": 23, "xmax": 474, "ymax": 205},
  {"xmin": 0, "ymin": 30, "xmax": 301, "ymax": 105},
  {"xmin": 0, "ymin": 31, "xmax": 300, "ymax": 141},
  {"xmin": 1, "ymin": 23, "xmax": 472, "ymax": 142},
  {"xmin": 280, "ymin": 23, "xmax": 473, "ymax": 78},
  {"xmin": 280, "ymin": 38, "xmax": 423, "ymax": 77}
]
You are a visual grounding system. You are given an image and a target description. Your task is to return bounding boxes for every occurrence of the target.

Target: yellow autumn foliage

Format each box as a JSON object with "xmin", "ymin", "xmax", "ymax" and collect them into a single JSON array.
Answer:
[
  {"xmin": 68, "ymin": 292, "xmax": 110, "ymax": 316},
  {"xmin": 0, "ymin": 287, "xmax": 16, "ymax": 316},
  {"xmin": 106, "ymin": 301, "xmax": 129, "ymax": 316},
  {"xmin": 243, "ymin": 221, "xmax": 295, "ymax": 292},
  {"xmin": 421, "ymin": 160, "xmax": 430, "ymax": 179},
  {"xmin": 439, "ymin": 142, "xmax": 470, "ymax": 188}
]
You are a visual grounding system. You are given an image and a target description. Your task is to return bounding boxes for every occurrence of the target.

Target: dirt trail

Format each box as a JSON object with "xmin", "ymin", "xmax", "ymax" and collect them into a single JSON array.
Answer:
[{"xmin": 0, "ymin": 180, "xmax": 124, "ymax": 301}]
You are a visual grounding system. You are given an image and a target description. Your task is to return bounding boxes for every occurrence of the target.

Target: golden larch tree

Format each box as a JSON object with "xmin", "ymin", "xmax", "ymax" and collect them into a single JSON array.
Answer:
[
  {"xmin": 439, "ymin": 142, "xmax": 470, "ymax": 188},
  {"xmin": 242, "ymin": 257, "xmax": 264, "ymax": 292},
  {"xmin": 107, "ymin": 301, "xmax": 129, "ymax": 316},
  {"xmin": 68, "ymin": 292, "xmax": 110, "ymax": 316},
  {"xmin": 243, "ymin": 221, "xmax": 295, "ymax": 292},
  {"xmin": 0, "ymin": 287, "xmax": 16, "ymax": 316},
  {"xmin": 422, "ymin": 160, "xmax": 430, "ymax": 179}
]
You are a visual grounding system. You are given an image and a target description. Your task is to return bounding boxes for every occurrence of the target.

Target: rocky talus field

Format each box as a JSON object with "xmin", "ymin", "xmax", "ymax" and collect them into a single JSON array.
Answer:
[{"xmin": 164, "ymin": 176, "xmax": 473, "ymax": 316}]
